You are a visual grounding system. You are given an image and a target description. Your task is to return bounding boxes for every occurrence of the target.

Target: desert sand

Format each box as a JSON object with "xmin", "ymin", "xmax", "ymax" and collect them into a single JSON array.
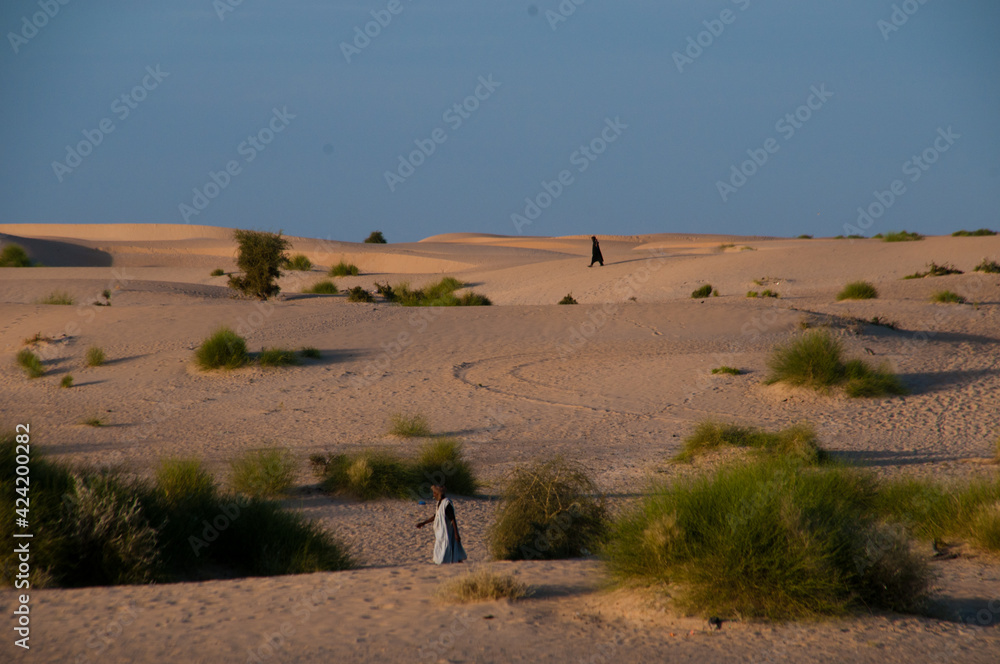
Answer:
[{"xmin": 1, "ymin": 223, "xmax": 999, "ymax": 663}]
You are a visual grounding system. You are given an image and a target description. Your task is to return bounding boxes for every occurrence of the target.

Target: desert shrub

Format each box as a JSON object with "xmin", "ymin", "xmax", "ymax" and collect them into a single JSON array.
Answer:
[
  {"xmin": 834, "ymin": 234, "xmax": 866, "ymax": 239},
  {"xmin": 558, "ymin": 294, "xmax": 578, "ymax": 305},
  {"xmin": 81, "ymin": 417, "xmax": 104, "ymax": 427},
  {"xmin": 257, "ymin": 347, "xmax": 300, "ymax": 367},
  {"xmin": 796, "ymin": 234, "xmax": 813, "ymax": 239},
  {"xmin": 16, "ymin": 349, "xmax": 44, "ymax": 378},
  {"xmin": 0, "ymin": 244, "xmax": 32, "ymax": 267},
  {"xmin": 39, "ymin": 291, "xmax": 74, "ymax": 305},
  {"xmin": 284, "ymin": 254, "xmax": 312, "ymax": 271},
  {"xmin": 930, "ymin": 290, "xmax": 966, "ymax": 304},
  {"xmin": 457, "ymin": 292, "xmax": 492, "ymax": 306},
  {"xmin": 229, "ymin": 448, "xmax": 297, "ymax": 498},
  {"xmin": 952, "ymin": 228, "xmax": 996, "ymax": 236},
  {"xmin": 489, "ymin": 457, "xmax": 607, "ymax": 561},
  {"xmin": 717, "ymin": 243, "xmax": 735, "ymax": 251},
  {"xmin": 760, "ymin": 289, "xmax": 778, "ymax": 298},
  {"xmin": 195, "ymin": 327, "xmax": 249, "ymax": 370},
  {"xmin": 155, "ymin": 458, "xmax": 217, "ymax": 505},
  {"xmin": 971, "ymin": 503, "xmax": 1000, "ymax": 552},
  {"xmin": 387, "ymin": 277, "xmax": 490, "ymax": 307},
  {"xmin": 228, "ymin": 229, "xmax": 289, "ymax": 299},
  {"xmin": 903, "ymin": 262, "xmax": 963, "ymax": 279},
  {"xmin": 973, "ymin": 258, "xmax": 1000, "ymax": 274},
  {"xmin": 843, "ymin": 360, "xmax": 908, "ymax": 397},
  {"xmin": 882, "ymin": 230, "xmax": 923, "ymax": 242},
  {"xmin": 299, "ymin": 347, "xmax": 321, "ymax": 359},
  {"xmin": 86, "ymin": 346, "xmax": 106, "ymax": 367},
  {"xmin": 374, "ymin": 282, "xmax": 397, "ymax": 301},
  {"xmin": 675, "ymin": 421, "xmax": 825, "ymax": 465},
  {"xmin": 317, "ymin": 450, "xmax": 415, "ymax": 500},
  {"xmin": 364, "ymin": 231, "xmax": 387, "ymax": 244},
  {"xmin": 304, "ymin": 280, "xmax": 338, "ymax": 294},
  {"xmin": 746, "ymin": 290, "xmax": 759, "ymax": 298},
  {"xmin": 60, "ymin": 375, "xmax": 73, "ymax": 388},
  {"xmin": 210, "ymin": 268, "xmax": 225, "ymax": 276},
  {"xmin": 438, "ymin": 567, "xmax": 531, "ymax": 603},
  {"xmin": 603, "ymin": 459, "xmax": 929, "ymax": 619},
  {"xmin": 836, "ymin": 281, "xmax": 878, "ymax": 300},
  {"xmin": 711, "ymin": 366, "xmax": 741, "ymax": 375},
  {"xmin": 691, "ymin": 284, "xmax": 713, "ymax": 299},
  {"xmin": 346, "ymin": 286, "xmax": 374, "ymax": 303},
  {"xmin": 389, "ymin": 413, "xmax": 431, "ymax": 437},
  {"xmin": 329, "ymin": 261, "xmax": 360, "ymax": 276},
  {"xmin": 413, "ymin": 439, "xmax": 478, "ymax": 497}
]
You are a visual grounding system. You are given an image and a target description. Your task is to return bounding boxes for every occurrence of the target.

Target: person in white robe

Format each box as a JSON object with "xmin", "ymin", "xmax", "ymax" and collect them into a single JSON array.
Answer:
[{"xmin": 416, "ymin": 485, "xmax": 467, "ymax": 564}]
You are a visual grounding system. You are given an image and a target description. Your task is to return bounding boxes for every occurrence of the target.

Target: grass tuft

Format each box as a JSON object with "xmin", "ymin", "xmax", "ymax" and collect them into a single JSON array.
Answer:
[
  {"xmin": 385, "ymin": 277, "xmax": 490, "ymax": 307},
  {"xmin": 39, "ymin": 291, "xmax": 74, "ymax": 305},
  {"xmin": 836, "ymin": 281, "xmax": 878, "ymax": 300},
  {"xmin": 952, "ymin": 228, "xmax": 996, "ymax": 236},
  {"xmin": 195, "ymin": 327, "xmax": 249, "ymax": 370},
  {"xmin": 903, "ymin": 262, "xmax": 963, "ymax": 279},
  {"xmin": 760, "ymin": 289, "xmax": 778, "ymax": 298},
  {"xmin": 299, "ymin": 347, "xmax": 321, "ymax": 359},
  {"xmin": 796, "ymin": 234, "xmax": 813, "ymax": 239},
  {"xmin": 711, "ymin": 366, "xmax": 741, "ymax": 375},
  {"xmin": 329, "ymin": 261, "xmax": 360, "ymax": 276},
  {"xmin": 389, "ymin": 413, "xmax": 431, "ymax": 437},
  {"xmin": 882, "ymin": 230, "xmax": 924, "ymax": 242},
  {"xmin": 413, "ymin": 438, "xmax": 478, "ymax": 497},
  {"xmin": 303, "ymin": 280, "xmax": 338, "ymax": 294},
  {"xmin": 229, "ymin": 447, "xmax": 297, "ymax": 498},
  {"xmin": 438, "ymin": 567, "xmax": 532, "ymax": 603},
  {"xmin": 973, "ymin": 258, "xmax": 1000, "ymax": 274},
  {"xmin": 257, "ymin": 347, "xmax": 300, "ymax": 367},
  {"xmin": 60, "ymin": 375, "xmax": 74, "ymax": 388},
  {"xmin": 210, "ymin": 268, "xmax": 225, "ymax": 277},
  {"xmin": 284, "ymin": 254, "xmax": 312, "ymax": 271},
  {"xmin": 81, "ymin": 417, "xmax": 104, "ymax": 427},
  {"xmin": 346, "ymin": 286, "xmax": 374, "ymax": 303},
  {"xmin": 16, "ymin": 349, "xmax": 45, "ymax": 378},
  {"xmin": 691, "ymin": 284, "xmax": 713, "ymax": 299},
  {"xmin": 930, "ymin": 290, "xmax": 966, "ymax": 304},
  {"xmin": 676, "ymin": 421, "xmax": 826, "ymax": 465},
  {"xmin": 86, "ymin": 346, "xmax": 106, "ymax": 367}
]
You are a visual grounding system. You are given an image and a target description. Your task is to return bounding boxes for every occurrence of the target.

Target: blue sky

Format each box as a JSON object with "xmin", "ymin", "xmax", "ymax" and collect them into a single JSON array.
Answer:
[{"xmin": 1, "ymin": 0, "xmax": 998, "ymax": 242}]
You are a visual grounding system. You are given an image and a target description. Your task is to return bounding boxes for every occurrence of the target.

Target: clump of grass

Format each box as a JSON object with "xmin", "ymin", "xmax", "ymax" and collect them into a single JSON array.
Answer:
[
  {"xmin": 284, "ymin": 254, "xmax": 312, "ymax": 271},
  {"xmin": 438, "ymin": 567, "xmax": 532, "ymax": 603},
  {"xmin": 747, "ymin": 290, "xmax": 759, "ymax": 298},
  {"xmin": 489, "ymin": 457, "xmax": 607, "ymax": 561},
  {"xmin": 85, "ymin": 346, "xmax": 106, "ymax": 367},
  {"xmin": 194, "ymin": 327, "xmax": 249, "ymax": 370},
  {"xmin": 364, "ymin": 231, "xmax": 387, "ymax": 244},
  {"xmin": 930, "ymin": 290, "xmax": 966, "ymax": 304},
  {"xmin": 303, "ymin": 280, "xmax": 338, "ymax": 294},
  {"xmin": 765, "ymin": 330, "xmax": 907, "ymax": 397},
  {"xmin": 210, "ymin": 268, "xmax": 226, "ymax": 277},
  {"xmin": 740, "ymin": 245, "xmax": 756, "ymax": 251},
  {"xmin": 796, "ymin": 234, "xmax": 813, "ymax": 239},
  {"xmin": 0, "ymin": 243, "xmax": 32, "ymax": 267},
  {"xmin": 346, "ymin": 286, "xmax": 374, "ymax": 303},
  {"xmin": 229, "ymin": 447, "xmax": 297, "ymax": 498},
  {"xmin": 329, "ymin": 261, "xmax": 360, "ymax": 276},
  {"xmin": 16, "ymin": 349, "xmax": 45, "ymax": 378},
  {"xmin": 903, "ymin": 262, "xmax": 963, "ymax": 279},
  {"xmin": 604, "ymin": 458, "xmax": 929, "ymax": 619},
  {"xmin": 389, "ymin": 413, "xmax": 431, "ymax": 438},
  {"xmin": 711, "ymin": 366, "xmax": 741, "ymax": 375},
  {"xmin": 971, "ymin": 503, "xmax": 1000, "ymax": 552},
  {"xmin": 387, "ymin": 277, "xmax": 490, "ymax": 307},
  {"xmin": 155, "ymin": 458, "xmax": 217, "ymax": 505},
  {"xmin": 952, "ymin": 228, "xmax": 996, "ymax": 237},
  {"xmin": 717, "ymin": 243, "xmax": 735, "ymax": 251},
  {"xmin": 81, "ymin": 417, "xmax": 104, "ymax": 427},
  {"xmin": 257, "ymin": 347, "xmax": 300, "ymax": 367},
  {"xmin": 882, "ymin": 230, "xmax": 924, "ymax": 242},
  {"xmin": 973, "ymin": 258, "xmax": 1000, "ymax": 274},
  {"xmin": 558, "ymin": 294, "xmax": 578, "ymax": 305},
  {"xmin": 60, "ymin": 375, "xmax": 74, "ymax": 388},
  {"xmin": 299, "ymin": 347, "xmax": 321, "ymax": 359},
  {"xmin": 760, "ymin": 289, "xmax": 778, "ymax": 298},
  {"xmin": 675, "ymin": 421, "xmax": 826, "ymax": 465},
  {"xmin": 836, "ymin": 281, "xmax": 878, "ymax": 300},
  {"xmin": 834, "ymin": 234, "xmax": 867, "ymax": 239},
  {"xmin": 413, "ymin": 438, "xmax": 478, "ymax": 497},
  {"xmin": 39, "ymin": 291, "xmax": 74, "ymax": 305},
  {"xmin": 691, "ymin": 284, "xmax": 713, "ymax": 299}
]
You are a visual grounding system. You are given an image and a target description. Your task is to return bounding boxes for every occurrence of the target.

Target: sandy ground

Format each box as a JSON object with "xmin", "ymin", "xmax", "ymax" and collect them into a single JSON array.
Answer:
[{"xmin": 1, "ymin": 224, "xmax": 999, "ymax": 662}]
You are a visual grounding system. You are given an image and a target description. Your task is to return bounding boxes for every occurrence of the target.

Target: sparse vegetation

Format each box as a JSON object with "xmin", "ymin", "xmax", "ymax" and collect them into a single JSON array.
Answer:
[
  {"xmin": 902, "ymin": 262, "xmax": 963, "ymax": 279},
  {"xmin": 974, "ymin": 258, "xmax": 1000, "ymax": 274},
  {"xmin": 558, "ymin": 294, "xmax": 578, "ymax": 305},
  {"xmin": 364, "ymin": 231, "xmax": 387, "ymax": 244},
  {"xmin": 16, "ymin": 349, "xmax": 44, "ymax": 378},
  {"xmin": 438, "ymin": 567, "xmax": 532, "ymax": 603},
  {"xmin": 836, "ymin": 281, "xmax": 878, "ymax": 300},
  {"xmin": 86, "ymin": 346, "xmax": 106, "ymax": 367},
  {"xmin": 930, "ymin": 290, "xmax": 966, "ymax": 304},
  {"xmin": 284, "ymin": 254, "xmax": 312, "ymax": 271},
  {"xmin": 747, "ymin": 290, "xmax": 759, "ymax": 298},
  {"xmin": 488, "ymin": 457, "xmax": 607, "ymax": 561},
  {"xmin": 833, "ymin": 234, "xmax": 866, "ymax": 239},
  {"xmin": 329, "ymin": 261, "xmax": 360, "ymax": 277},
  {"xmin": 60, "ymin": 375, "xmax": 73, "ymax": 388},
  {"xmin": 81, "ymin": 417, "xmax": 104, "ymax": 427},
  {"xmin": 194, "ymin": 327, "xmax": 249, "ymax": 370},
  {"xmin": 210, "ymin": 268, "xmax": 226, "ymax": 277},
  {"xmin": 675, "ymin": 421, "xmax": 826, "ymax": 465},
  {"xmin": 882, "ymin": 230, "xmax": 924, "ymax": 242},
  {"xmin": 691, "ymin": 284, "xmax": 713, "ymax": 299},
  {"xmin": 257, "ymin": 347, "xmax": 300, "ymax": 367},
  {"xmin": 299, "ymin": 347, "xmax": 321, "ymax": 359},
  {"xmin": 0, "ymin": 244, "xmax": 32, "ymax": 267},
  {"xmin": 389, "ymin": 413, "xmax": 431, "ymax": 438},
  {"xmin": 796, "ymin": 234, "xmax": 813, "ymax": 239},
  {"xmin": 228, "ymin": 229, "xmax": 290, "ymax": 300},
  {"xmin": 39, "ymin": 291, "xmax": 74, "ymax": 305},
  {"xmin": 346, "ymin": 286, "xmax": 374, "ymax": 303},
  {"xmin": 303, "ymin": 280, "xmax": 338, "ymax": 294},
  {"xmin": 717, "ymin": 243, "xmax": 735, "ymax": 251},
  {"xmin": 603, "ymin": 458, "xmax": 929, "ymax": 619},
  {"xmin": 380, "ymin": 277, "xmax": 491, "ymax": 307},
  {"xmin": 760, "ymin": 289, "xmax": 778, "ymax": 298},
  {"xmin": 711, "ymin": 366, "xmax": 741, "ymax": 375},
  {"xmin": 952, "ymin": 228, "xmax": 996, "ymax": 237},
  {"xmin": 229, "ymin": 447, "xmax": 298, "ymax": 498}
]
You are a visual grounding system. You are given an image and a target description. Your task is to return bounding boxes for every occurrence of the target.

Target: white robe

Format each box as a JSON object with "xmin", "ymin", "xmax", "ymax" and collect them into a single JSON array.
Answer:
[{"xmin": 433, "ymin": 497, "xmax": 467, "ymax": 565}]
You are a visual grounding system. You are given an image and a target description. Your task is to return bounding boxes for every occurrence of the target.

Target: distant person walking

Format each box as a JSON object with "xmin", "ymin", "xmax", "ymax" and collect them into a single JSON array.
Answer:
[
  {"xmin": 415, "ymin": 485, "xmax": 466, "ymax": 564},
  {"xmin": 589, "ymin": 236, "xmax": 604, "ymax": 267}
]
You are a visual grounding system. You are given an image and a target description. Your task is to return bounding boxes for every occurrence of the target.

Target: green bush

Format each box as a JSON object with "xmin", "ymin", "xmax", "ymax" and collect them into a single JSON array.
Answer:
[
  {"xmin": 952, "ymin": 228, "xmax": 996, "ymax": 236},
  {"xmin": 60, "ymin": 375, "xmax": 73, "ymax": 388},
  {"xmin": 843, "ymin": 359, "xmax": 908, "ymax": 398},
  {"xmin": 675, "ymin": 421, "xmax": 826, "ymax": 465},
  {"xmin": 746, "ymin": 290, "xmax": 759, "ymax": 298},
  {"xmin": 796, "ymin": 234, "xmax": 813, "ymax": 239},
  {"xmin": 603, "ymin": 459, "xmax": 929, "ymax": 619},
  {"xmin": 760, "ymin": 289, "xmax": 778, "ymax": 298},
  {"xmin": 711, "ymin": 366, "xmax": 741, "ymax": 375},
  {"xmin": 228, "ymin": 229, "xmax": 290, "ymax": 299},
  {"xmin": 930, "ymin": 290, "xmax": 966, "ymax": 304},
  {"xmin": 155, "ymin": 458, "xmax": 217, "ymax": 505},
  {"xmin": 284, "ymin": 254, "xmax": 312, "ymax": 271},
  {"xmin": 836, "ymin": 281, "xmax": 878, "ymax": 300},
  {"xmin": 210, "ymin": 268, "xmax": 226, "ymax": 277},
  {"xmin": 385, "ymin": 277, "xmax": 491, "ymax": 307},
  {"xmin": 971, "ymin": 503, "xmax": 1000, "ymax": 552},
  {"xmin": 329, "ymin": 261, "xmax": 360, "ymax": 276},
  {"xmin": 0, "ymin": 244, "xmax": 32, "ymax": 267},
  {"xmin": 195, "ymin": 327, "xmax": 249, "ymax": 370},
  {"xmin": 489, "ymin": 457, "xmax": 607, "ymax": 561},
  {"xmin": 86, "ymin": 346, "xmax": 106, "ymax": 367},
  {"xmin": 389, "ymin": 413, "xmax": 431, "ymax": 437},
  {"xmin": 364, "ymin": 231, "xmax": 387, "ymax": 244},
  {"xmin": 16, "ymin": 349, "xmax": 44, "ymax": 378},
  {"xmin": 973, "ymin": 258, "xmax": 1000, "ymax": 274},
  {"xmin": 230, "ymin": 448, "xmax": 297, "ymax": 498},
  {"xmin": 882, "ymin": 230, "xmax": 924, "ymax": 242},
  {"xmin": 413, "ymin": 439, "xmax": 478, "ymax": 497},
  {"xmin": 39, "ymin": 291, "xmax": 74, "ymax": 305},
  {"xmin": 303, "ymin": 280, "xmax": 338, "ymax": 294},
  {"xmin": 903, "ymin": 262, "xmax": 963, "ymax": 279},
  {"xmin": 558, "ymin": 294, "xmax": 578, "ymax": 305},
  {"xmin": 346, "ymin": 286, "xmax": 374, "ymax": 303},
  {"xmin": 257, "ymin": 347, "xmax": 300, "ymax": 367},
  {"xmin": 691, "ymin": 284, "xmax": 713, "ymax": 299}
]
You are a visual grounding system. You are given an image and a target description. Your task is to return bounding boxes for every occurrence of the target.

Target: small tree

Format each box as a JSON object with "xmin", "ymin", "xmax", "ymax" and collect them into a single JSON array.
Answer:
[
  {"xmin": 364, "ymin": 231, "xmax": 387, "ymax": 244},
  {"xmin": 228, "ymin": 229, "xmax": 289, "ymax": 299}
]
